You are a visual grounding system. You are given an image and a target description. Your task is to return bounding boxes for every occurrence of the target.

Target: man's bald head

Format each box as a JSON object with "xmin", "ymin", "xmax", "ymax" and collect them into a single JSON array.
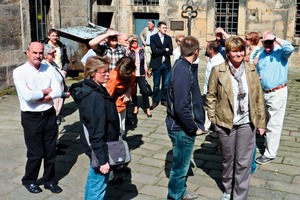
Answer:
[
  {"xmin": 26, "ymin": 42, "xmax": 44, "ymax": 69},
  {"xmin": 118, "ymin": 32, "xmax": 129, "ymax": 47}
]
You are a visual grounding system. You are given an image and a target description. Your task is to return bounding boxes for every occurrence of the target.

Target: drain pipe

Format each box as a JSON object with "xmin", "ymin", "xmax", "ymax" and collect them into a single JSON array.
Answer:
[{"xmin": 87, "ymin": 0, "xmax": 95, "ymax": 27}]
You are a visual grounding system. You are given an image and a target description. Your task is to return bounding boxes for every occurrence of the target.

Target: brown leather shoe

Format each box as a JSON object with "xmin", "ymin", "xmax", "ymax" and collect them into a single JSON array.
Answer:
[
  {"xmin": 161, "ymin": 101, "xmax": 167, "ymax": 107},
  {"xmin": 150, "ymin": 103, "xmax": 158, "ymax": 110}
]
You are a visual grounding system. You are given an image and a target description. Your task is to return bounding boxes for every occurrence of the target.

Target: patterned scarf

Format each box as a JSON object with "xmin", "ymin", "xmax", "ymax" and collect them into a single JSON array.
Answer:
[{"xmin": 228, "ymin": 62, "xmax": 246, "ymax": 113}]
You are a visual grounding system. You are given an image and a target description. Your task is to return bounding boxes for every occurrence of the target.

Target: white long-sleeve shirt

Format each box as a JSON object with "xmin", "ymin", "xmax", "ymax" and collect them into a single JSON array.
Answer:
[
  {"xmin": 13, "ymin": 61, "xmax": 61, "ymax": 112},
  {"xmin": 204, "ymin": 53, "xmax": 225, "ymax": 94}
]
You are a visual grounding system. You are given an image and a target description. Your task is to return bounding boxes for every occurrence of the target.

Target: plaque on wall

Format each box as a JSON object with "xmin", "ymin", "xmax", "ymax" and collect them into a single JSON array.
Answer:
[{"xmin": 170, "ymin": 21, "xmax": 184, "ymax": 31}]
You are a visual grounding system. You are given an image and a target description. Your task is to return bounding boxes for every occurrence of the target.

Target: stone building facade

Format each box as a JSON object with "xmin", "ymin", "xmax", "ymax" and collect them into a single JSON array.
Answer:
[{"xmin": 0, "ymin": 0, "xmax": 299, "ymax": 90}]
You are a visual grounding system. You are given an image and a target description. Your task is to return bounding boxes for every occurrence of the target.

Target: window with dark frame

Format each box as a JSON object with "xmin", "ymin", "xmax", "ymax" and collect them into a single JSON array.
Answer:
[
  {"xmin": 97, "ymin": 0, "xmax": 112, "ymax": 5},
  {"xmin": 133, "ymin": 0, "xmax": 159, "ymax": 6},
  {"xmin": 215, "ymin": 0, "xmax": 239, "ymax": 35},
  {"xmin": 97, "ymin": 12, "xmax": 114, "ymax": 28},
  {"xmin": 29, "ymin": 0, "xmax": 50, "ymax": 42},
  {"xmin": 295, "ymin": 0, "xmax": 300, "ymax": 37}
]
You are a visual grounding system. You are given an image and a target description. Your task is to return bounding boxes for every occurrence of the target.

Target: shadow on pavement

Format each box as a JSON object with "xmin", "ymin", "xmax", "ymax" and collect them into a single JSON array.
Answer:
[
  {"xmin": 164, "ymin": 150, "xmax": 195, "ymax": 179},
  {"xmin": 193, "ymin": 134, "xmax": 223, "ymax": 190},
  {"xmin": 106, "ymin": 166, "xmax": 138, "ymax": 199},
  {"xmin": 61, "ymin": 101, "xmax": 78, "ymax": 118},
  {"xmin": 105, "ymin": 134, "xmax": 142, "ymax": 199},
  {"xmin": 55, "ymin": 121, "xmax": 83, "ymax": 181}
]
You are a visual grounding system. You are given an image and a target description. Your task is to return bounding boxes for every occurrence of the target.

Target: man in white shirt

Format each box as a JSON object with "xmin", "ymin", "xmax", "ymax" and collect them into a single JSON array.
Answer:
[
  {"xmin": 204, "ymin": 41, "xmax": 225, "ymax": 132},
  {"xmin": 140, "ymin": 20, "xmax": 158, "ymax": 66},
  {"xmin": 13, "ymin": 42, "xmax": 63, "ymax": 194}
]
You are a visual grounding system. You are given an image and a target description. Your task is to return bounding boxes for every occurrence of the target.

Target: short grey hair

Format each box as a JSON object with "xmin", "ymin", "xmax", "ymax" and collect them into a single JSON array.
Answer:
[{"xmin": 43, "ymin": 44, "xmax": 55, "ymax": 55}]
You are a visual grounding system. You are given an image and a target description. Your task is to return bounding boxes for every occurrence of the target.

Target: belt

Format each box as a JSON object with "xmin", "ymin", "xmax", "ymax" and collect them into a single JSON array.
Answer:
[
  {"xmin": 264, "ymin": 83, "xmax": 287, "ymax": 93},
  {"xmin": 22, "ymin": 107, "xmax": 55, "ymax": 116}
]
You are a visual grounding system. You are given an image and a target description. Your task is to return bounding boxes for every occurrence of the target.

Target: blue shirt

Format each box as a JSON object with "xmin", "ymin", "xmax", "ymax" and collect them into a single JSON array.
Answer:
[{"xmin": 257, "ymin": 41, "xmax": 294, "ymax": 90}]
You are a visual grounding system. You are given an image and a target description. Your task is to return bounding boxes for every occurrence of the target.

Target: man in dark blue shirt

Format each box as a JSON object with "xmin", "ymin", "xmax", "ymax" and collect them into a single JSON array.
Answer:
[{"xmin": 166, "ymin": 36, "xmax": 205, "ymax": 200}]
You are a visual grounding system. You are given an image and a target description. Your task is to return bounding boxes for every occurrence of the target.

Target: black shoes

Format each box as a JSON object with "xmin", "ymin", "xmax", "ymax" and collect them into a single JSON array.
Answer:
[
  {"xmin": 23, "ymin": 183, "xmax": 62, "ymax": 194},
  {"xmin": 44, "ymin": 183, "xmax": 63, "ymax": 193},
  {"xmin": 24, "ymin": 183, "xmax": 42, "ymax": 194}
]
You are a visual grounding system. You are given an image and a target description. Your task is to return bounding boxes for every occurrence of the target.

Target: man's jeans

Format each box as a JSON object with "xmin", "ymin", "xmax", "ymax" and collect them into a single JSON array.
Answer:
[
  {"xmin": 85, "ymin": 165, "xmax": 109, "ymax": 200},
  {"xmin": 167, "ymin": 130, "xmax": 195, "ymax": 200},
  {"xmin": 152, "ymin": 63, "xmax": 170, "ymax": 104}
]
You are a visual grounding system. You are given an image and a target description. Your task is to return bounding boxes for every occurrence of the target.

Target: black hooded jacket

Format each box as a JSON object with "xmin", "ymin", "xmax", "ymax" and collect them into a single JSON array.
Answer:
[{"xmin": 70, "ymin": 79, "xmax": 120, "ymax": 165}]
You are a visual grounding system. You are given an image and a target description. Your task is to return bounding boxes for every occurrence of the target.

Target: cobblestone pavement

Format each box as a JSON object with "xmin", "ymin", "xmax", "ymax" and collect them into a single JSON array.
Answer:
[{"xmin": 1, "ymin": 62, "xmax": 300, "ymax": 200}]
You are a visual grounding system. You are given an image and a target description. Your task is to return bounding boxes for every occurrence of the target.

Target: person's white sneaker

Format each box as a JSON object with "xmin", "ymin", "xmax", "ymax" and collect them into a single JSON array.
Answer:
[
  {"xmin": 183, "ymin": 191, "xmax": 198, "ymax": 200},
  {"xmin": 220, "ymin": 193, "xmax": 231, "ymax": 200}
]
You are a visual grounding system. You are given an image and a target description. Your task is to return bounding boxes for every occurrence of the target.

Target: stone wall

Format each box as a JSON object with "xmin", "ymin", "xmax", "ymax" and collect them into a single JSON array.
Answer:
[
  {"xmin": 1, "ymin": 0, "xmax": 299, "ymax": 91},
  {"xmin": 0, "ymin": 0, "xmax": 89, "ymax": 90}
]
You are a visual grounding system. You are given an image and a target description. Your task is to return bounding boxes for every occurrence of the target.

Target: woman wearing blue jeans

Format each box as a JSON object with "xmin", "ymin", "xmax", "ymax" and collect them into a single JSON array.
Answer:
[{"xmin": 71, "ymin": 56, "xmax": 120, "ymax": 199}]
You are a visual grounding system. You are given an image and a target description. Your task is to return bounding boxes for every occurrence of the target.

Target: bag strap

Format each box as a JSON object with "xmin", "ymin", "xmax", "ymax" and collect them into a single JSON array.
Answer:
[
  {"xmin": 54, "ymin": 67, "xmax": 68, "ymax": 92},
  {"xmin": 82, "ymin": 124, "xmax": 92, "ymax": 147}
]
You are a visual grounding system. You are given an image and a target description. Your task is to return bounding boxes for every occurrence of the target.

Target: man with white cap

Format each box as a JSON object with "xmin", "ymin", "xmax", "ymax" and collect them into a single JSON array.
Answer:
[{"xmin": 255, "ymin": 32, "xmax": 294, "ymax": 164}]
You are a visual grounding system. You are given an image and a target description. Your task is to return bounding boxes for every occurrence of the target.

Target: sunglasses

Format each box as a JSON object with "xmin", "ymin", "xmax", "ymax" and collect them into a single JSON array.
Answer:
[
  {"xmin": 48, "ymin": 50, "xmax": 56, "ymax": 55},
  {"xmin": 263, "ymin": 40, "xmax": 274, "ymax": 45},
  {"xmin": 131, "ymin": 40, "xmax": 138, "ymax": 43}
]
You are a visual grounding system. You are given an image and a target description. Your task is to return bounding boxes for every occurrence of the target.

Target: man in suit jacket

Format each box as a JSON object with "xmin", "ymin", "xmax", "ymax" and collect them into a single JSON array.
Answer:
[{"xmin": 149, "ymin": 21, "xmax": 173, "ymax": 109}]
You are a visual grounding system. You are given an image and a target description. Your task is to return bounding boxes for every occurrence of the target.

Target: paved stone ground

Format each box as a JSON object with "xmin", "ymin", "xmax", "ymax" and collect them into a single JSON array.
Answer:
[{"xmin": 1, "ymin": 61, "xmax": 300, "ymax": 200}]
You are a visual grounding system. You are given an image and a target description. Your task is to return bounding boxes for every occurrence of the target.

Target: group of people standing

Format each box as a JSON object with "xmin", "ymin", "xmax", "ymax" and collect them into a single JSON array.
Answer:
[
  {"xmin": 197, "ymin": 28, "xmax": 294, "ymax": 200},
  {"xmin": 13, "ymin": 21, "xmax": 294, "ymax": 200}
]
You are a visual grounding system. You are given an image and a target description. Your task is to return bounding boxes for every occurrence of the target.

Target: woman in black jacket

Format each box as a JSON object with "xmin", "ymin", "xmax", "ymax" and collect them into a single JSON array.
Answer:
[{"xmin": 70, "ymin": 56, "xmax": 119, "ymax": 200}]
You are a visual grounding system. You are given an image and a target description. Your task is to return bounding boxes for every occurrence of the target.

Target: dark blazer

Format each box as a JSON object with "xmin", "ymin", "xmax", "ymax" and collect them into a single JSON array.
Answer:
[{"xmin": 149, "ymin": 33, "xmax": 173, "ymax": 69}]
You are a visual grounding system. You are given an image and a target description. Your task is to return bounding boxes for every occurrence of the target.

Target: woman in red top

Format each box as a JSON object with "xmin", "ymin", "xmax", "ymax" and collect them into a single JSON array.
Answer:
[{"xmin": 106, "ymin": 56, "xmax": 136, "ymax": 138}]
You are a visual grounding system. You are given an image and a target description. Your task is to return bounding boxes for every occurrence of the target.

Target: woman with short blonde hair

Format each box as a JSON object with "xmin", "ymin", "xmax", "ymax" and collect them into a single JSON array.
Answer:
[
  {"xmin": 206, "ymin": 37, "xmax": 266, "ymax": 200},
  {"xmin": 70, "ymin": 55, "xmax": 119, "ymax": 200}
]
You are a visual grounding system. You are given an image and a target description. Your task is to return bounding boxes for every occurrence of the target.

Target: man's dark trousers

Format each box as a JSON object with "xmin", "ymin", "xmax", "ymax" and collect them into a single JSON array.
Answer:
[
  {"xmin": 152, "ymin": 63, "xmax": 170, "ymax": 104},
  {"xmin": 21, "ymin": 107, "xmax": 58, "ymax": 185}
]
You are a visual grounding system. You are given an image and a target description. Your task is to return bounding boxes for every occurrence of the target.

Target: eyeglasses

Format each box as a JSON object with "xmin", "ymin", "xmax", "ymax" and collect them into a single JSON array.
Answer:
[
  {"xmin": 263, "ymin": 40, "xmax": 274, "ymax": 45},
  {"xmin": 245, "ymin": 38, "xmax": 250, "ymax": 41},
  {"xmin": 96, "ymin": 70, "xmax": 109, "ymax": 75}
]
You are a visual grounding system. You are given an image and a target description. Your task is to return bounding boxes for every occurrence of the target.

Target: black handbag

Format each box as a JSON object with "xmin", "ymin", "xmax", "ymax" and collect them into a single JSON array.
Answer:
[
  {"xmin": 145, "ymin": 80, "xmax": 153, "ymax": 96},
  {"xmin": 83, "ymin": 124, "xmax": 131, "ymax": 168}
]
